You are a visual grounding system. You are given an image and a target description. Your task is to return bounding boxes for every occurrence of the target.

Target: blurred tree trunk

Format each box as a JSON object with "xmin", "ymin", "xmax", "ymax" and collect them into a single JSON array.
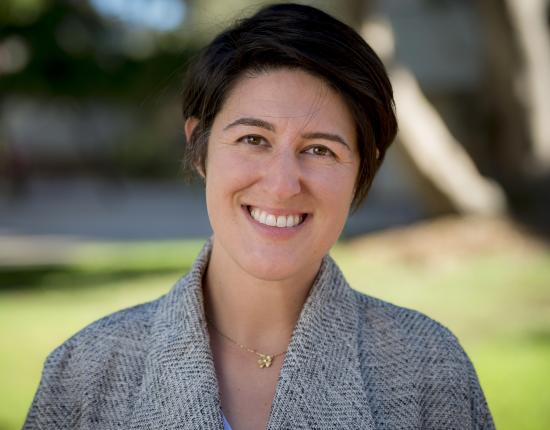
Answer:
[
  {"xmin": 479, "ymin": 0, "xmax": 550, "ymax": 184},
  {"xmin": 389, "ymin": 67, "xmax": 506, "ymax": 215},
  {"xmin": 358, "ymin": 2, "xmax": 506, "ymax": 215},
  {"xmin": 504, "ymin": 0, "xmax": 550, "ymax": 171}
]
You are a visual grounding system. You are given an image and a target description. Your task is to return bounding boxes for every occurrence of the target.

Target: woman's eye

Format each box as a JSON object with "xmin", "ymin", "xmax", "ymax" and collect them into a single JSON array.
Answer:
[
  {"xmin": 305, "ymin": 145, "xmax": 335, "ymax": 157},
  {"xmin": 238, "ymin": 135, "xmax": 264, "ymax": 146}
]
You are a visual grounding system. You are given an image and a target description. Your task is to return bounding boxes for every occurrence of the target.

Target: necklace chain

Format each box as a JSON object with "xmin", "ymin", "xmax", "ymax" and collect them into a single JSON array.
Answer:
[{"xmin": 205, "ymin": 317, "xmax": 287, "ymax": 369}]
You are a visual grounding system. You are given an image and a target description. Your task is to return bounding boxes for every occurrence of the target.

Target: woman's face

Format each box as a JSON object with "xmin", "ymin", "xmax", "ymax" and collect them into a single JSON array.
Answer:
[{"xmin": 202, "ymin": 68, "xmax": 359, "ymax": 282}]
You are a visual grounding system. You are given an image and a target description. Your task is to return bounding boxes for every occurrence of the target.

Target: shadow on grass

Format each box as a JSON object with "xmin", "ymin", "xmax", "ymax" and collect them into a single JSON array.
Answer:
[
  {"xmin": 525, "ymin": 327, "xmax": 550, "ymax": 345},
  {"xmin": 0, "ymin": 264, "xmax": 191, "ymax": 291},
  {"xmin": 0, "ymin": 420, "xmax": 12, "ymax": 430}
]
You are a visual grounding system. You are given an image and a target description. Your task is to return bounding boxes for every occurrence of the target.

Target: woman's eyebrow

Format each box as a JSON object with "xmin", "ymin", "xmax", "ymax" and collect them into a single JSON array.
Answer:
[
  {"xmin": 302, "ymin": 132, "xmax": 351, "ymax": 150},
  {"xmin": 224, "ymin": 117, "xmax": 275, "ymax": 131},
  {"xmin": 223, "ymin": 117, "xmax": 350, "ymax": 150}
]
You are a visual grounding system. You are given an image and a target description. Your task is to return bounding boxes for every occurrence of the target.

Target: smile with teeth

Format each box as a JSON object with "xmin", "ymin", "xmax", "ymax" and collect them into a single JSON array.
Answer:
[{"xmin": 248, "ymin": 206, "xmax": 305, "ymax": 228}]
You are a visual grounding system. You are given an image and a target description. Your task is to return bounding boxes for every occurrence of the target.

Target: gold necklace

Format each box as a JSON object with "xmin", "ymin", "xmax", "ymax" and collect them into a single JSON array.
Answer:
[{"xmin": 206, "ymin": 317, "xmax": 287, "ymax": 369}]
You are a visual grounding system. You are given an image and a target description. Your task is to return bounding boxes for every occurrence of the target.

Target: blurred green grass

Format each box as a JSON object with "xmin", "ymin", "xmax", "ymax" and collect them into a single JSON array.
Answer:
[{"xmin": 1, "ymin": 239, "xmax": 549, "ymax": 430}]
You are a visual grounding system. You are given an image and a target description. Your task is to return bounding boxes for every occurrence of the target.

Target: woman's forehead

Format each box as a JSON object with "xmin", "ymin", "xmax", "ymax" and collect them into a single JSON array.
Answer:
[{"xmin": 215, "ymin": 69, "xmax": 355, "ymax": 135}]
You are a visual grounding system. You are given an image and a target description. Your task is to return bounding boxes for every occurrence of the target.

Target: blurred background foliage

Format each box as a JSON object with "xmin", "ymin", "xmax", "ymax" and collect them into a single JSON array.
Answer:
[
  {"xmin": 0, "ymin": 0, "xmax": 196, "ymax": 179},
  {"xmin": 0, "ymin": 0, "xmax": 193, "ymax": 97},
  {"xmin": 1, "ymin": 0, "xmax": 550, "ymax": 429}
]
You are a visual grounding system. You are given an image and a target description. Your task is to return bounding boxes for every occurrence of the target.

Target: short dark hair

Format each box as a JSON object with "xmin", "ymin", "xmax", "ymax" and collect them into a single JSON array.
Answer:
[{"xmin": 182, "ymin": 3, "xmax": 397, "ymax": 210}]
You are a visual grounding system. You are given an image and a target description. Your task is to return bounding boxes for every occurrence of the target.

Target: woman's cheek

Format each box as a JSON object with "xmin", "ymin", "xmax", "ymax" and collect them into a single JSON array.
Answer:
[
  {"xmin": 208, "ymin": 146, "xmax": 263, "ymax": 182},
  {"xmin": 304, "ymin": 163, "xmax": 357, "ymax": 201}
]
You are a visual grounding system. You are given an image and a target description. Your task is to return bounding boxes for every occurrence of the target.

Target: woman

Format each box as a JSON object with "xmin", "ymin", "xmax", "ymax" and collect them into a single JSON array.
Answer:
[{"xmin": 25, "ymin": 4, "xmax": 494, "ymax": 429}]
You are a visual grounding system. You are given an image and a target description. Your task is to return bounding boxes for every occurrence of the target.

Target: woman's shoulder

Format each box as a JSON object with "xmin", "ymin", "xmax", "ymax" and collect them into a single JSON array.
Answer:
[
  {"xmin": 351, "ymin": 290, "xmax": 469, "ymax": 361},
  {"xmin": 50, "ymin": 266, "xmax": 195, "ymax": 360},
  {"xmin": 25, "ymin": 295, "xmax": 173, "ymax": 429},
  {"xmin": 44, "ymin": 297, "xmax": 162, "ymax": 375},
  {"xmin": 37, "ymin": 261, "xmax": 203, "ymax": 384},
  {"xmin": 345, "ymin": 292, "xmax": 494, "ymax": 428}
]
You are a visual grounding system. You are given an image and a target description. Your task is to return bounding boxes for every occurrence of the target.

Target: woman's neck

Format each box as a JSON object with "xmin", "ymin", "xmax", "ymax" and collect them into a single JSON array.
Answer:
[{"xmin": 203, "ymin": 240, "xmax": 320, "ymax": 353}]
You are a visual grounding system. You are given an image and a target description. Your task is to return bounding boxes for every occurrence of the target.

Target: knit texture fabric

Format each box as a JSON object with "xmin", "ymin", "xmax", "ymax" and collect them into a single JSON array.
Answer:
[{"xmin": 24, "ymin": 240, "xmax": 495, "ymax": 429}]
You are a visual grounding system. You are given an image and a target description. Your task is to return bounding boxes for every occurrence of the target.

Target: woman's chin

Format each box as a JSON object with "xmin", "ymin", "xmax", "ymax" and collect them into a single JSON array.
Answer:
[{"xmin": 237, "ymin": 255, "xmax": 315, "ymax": 283}]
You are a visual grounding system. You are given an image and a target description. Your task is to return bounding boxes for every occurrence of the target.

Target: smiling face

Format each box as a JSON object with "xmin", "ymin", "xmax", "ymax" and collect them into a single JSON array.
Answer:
[{"xmin": 200, "ymin": 68, "xmax": 359, "ymax": 283}]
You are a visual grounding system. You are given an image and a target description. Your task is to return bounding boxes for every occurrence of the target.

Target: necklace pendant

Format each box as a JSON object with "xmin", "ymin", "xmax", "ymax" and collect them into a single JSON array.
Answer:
[{"xmin": 258, "ymin": 354, "xmax": 272, "ymax": 368}]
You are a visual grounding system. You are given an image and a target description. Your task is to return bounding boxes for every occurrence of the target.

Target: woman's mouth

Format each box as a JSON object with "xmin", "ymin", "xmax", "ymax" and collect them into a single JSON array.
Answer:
[{"xmin": 245, "ymin": 205, "xmax": 307, "ymax": 228}]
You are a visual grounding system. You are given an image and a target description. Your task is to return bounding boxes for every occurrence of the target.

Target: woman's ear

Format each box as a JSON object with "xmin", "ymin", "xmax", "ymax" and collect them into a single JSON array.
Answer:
[
  {"xmin": 184, "ymin": 117, "xmax": 199, "ymax": 143},
  {"xmin": 184, "ymin": 117, "xmax": 206, "ymax": 179},
  {"xmin": 195, "ymin": 160, "xmax": 206, "ymax": 179}
]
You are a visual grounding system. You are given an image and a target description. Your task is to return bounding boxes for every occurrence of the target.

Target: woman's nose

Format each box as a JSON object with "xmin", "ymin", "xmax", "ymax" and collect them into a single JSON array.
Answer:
[{"xmin": 259, "ymin": 150, "xmax": 302, "ymax": 201}]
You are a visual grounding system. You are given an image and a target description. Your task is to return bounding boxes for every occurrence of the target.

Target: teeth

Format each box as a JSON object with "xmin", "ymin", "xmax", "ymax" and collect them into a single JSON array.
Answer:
[
  {"xmin": 249, "ymin": 207, "xmax": 304, "ymax": 228},
  {"xmin": 286, "ymin": 215, "xmax": 294, "ymax": 227},
  {"xmin": 266, "ymin": 214, "xmax": 276, "ymax": 226}
]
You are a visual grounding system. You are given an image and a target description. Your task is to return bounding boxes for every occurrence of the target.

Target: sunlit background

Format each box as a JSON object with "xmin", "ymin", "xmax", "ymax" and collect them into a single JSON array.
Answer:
[{"xmin": 1, "ymin": 1, "xmax": 549, "ymax": 429}]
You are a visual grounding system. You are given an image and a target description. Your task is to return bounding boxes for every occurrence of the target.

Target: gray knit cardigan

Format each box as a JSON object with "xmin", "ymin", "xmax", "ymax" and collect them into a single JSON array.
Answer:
[{"xmin": 24, "ymin": 241, "xmax": 495, "ymax": 429}]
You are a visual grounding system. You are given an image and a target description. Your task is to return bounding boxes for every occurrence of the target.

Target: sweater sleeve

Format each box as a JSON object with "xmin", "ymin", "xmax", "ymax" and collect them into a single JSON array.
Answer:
[
  {"xmin": 23, "ymin": 342, "xmax": 82, "ymax": 430},
  {"xmin": 464, "ymin": 350, "xmax": 495, "ymax": 430},
  {"xmin": 443, "ymin": 328, "xmax": 496, "ymax": 430}
]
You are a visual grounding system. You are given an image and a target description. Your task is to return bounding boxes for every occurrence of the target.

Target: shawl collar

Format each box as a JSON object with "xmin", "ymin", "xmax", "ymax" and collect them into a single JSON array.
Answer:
[
  {"xmin": 266, "ymin": 251, "xmax": 375, "ymax": 430},
  {"xmin": 128, "ymin": 240, "xmax": 375, "ymax": 429}
]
